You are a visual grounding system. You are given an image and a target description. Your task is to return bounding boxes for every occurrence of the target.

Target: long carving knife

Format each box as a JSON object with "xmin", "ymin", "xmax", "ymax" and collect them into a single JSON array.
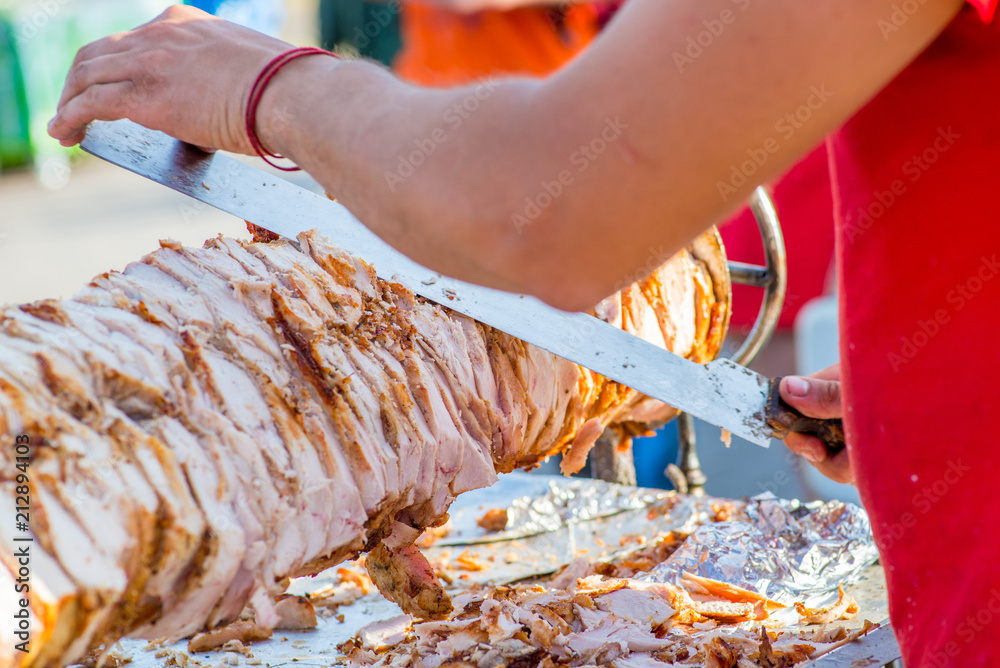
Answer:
[{"xmin": 81, "ymin": 120, "xmax": 843, "ymax": 451}]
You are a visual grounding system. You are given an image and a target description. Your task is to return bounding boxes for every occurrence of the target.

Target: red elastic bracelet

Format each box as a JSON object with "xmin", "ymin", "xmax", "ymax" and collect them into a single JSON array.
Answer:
[{"xmin": 246, "ymin": 46, "xmax": 340, "ymax": 171}]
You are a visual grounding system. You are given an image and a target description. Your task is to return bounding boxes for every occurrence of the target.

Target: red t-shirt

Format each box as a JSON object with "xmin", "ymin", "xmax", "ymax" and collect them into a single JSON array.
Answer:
[
  {"xmin": 721, "ymin": 145, "xmax": 835, "ymax": 331},
  {"xmin": 831, "ymin": 2, "xmax": 999, "ymax": 665}
]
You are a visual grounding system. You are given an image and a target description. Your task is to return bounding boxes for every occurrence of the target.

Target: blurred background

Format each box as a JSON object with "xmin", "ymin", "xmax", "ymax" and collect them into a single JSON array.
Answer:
[{"xmin": 0, "ymin": 0, "xmax": 849, "ymax": 503}]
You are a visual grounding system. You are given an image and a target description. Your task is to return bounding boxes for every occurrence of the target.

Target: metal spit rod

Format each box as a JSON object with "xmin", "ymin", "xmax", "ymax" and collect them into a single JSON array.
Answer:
[{"xmin": 676, "ymin": 186, "xmax": 788, "ymax": 495}]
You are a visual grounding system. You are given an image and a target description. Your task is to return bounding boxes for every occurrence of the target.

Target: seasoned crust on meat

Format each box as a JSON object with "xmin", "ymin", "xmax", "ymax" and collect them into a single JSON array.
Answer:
[{"xmin": 0, "ymin": 228, "xmax": 728, "ymax": 667}]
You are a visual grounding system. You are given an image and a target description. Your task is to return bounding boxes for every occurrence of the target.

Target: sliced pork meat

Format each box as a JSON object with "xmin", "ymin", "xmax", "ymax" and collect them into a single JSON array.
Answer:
[
  {"xmin": 343, "ymin": 576, "xmax": 873, "ymax": 668},
  {"xmin": 0, "ymin": 227, "xmax": 728, "ymax": 668}
]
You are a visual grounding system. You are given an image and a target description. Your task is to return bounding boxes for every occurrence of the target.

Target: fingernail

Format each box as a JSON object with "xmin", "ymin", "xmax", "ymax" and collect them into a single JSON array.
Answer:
[
  {"xmin": 802, "ymin": 447, "xmax": 824, "ymax": 463},
  {"xmin": 785, "ymin": 377, "xmax": 809, "ymax": 397}
]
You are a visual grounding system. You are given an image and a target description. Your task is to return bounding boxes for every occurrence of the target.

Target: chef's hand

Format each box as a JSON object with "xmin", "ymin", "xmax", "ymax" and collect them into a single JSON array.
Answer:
[
  {"xmin": 48, "ymin": 5, "xmax": 296, "ymax": 154},
  {"xmin": 779, "ymin": 363, "xmax": 854, "ymax": 485}
]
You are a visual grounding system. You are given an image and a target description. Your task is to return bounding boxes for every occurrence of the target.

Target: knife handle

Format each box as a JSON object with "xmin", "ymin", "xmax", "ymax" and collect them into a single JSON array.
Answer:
[{"xmin": 766, "ymin": 378, "xmax": 845, "ymax": 455}]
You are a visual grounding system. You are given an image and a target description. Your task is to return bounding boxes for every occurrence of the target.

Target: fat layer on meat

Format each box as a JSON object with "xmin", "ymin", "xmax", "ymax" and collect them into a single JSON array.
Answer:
[{"xmin": 0, "ymin": 229, "xmax": 727, "ymax": 668}]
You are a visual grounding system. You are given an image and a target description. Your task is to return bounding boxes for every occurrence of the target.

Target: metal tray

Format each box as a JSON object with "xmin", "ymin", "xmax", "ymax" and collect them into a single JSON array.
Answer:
[{"xmin": 110, "ymin": 475, "xmax": 897, "ymax": 668}]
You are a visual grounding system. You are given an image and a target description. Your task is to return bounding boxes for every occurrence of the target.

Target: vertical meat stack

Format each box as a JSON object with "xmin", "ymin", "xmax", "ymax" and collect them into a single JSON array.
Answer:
[{"xmin": 0, "ymin": 228, "xmax": 728, "ymax": 668}]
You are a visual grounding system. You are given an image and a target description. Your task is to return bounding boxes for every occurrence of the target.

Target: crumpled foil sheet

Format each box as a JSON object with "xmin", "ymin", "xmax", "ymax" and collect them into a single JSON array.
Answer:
[
  {"xmin": 638, "ymin": 492, "xmax": 879, "ymax": 607},
  {"xmin": 440, "ymin": 473, "xmax": 669, "ymax": 545},
  {"xmin": 423, "ymin": 491, "xmax": 733, "ymax": 586},
  {"xmin": 117, "ymin": 476, "xmax": 882, "ymax": 667},
  {"xmin": 442, "ymin": 476, "xmax": 878, "ymax": 608},
  {"xmin": 503, "ymin": 477, "xmax": 666, "ymax": 534}
]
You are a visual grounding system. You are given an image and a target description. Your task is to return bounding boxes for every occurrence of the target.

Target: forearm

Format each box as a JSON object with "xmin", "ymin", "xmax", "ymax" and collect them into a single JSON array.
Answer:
[
  {"xmin": 259, "ymin": 57, "xmax": 678, "ymax": 311},
  {"xmin": 261, "ymin": 0, "xmax": 963, "ymax": 312},
  {"xmin": 258, "ymin": 57, "xmax": 618, "ymax": 308},
  {"xmin": 50, "ymin": 0, "xmax": 963, "ymax": 311}
]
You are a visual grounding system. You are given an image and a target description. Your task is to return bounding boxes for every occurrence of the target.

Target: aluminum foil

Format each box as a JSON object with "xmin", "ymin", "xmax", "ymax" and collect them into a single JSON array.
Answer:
[
  {"xmin": 439, "ymin": 473, "xmax": 669, "ymax": 545},
  {"xmin": 421, "ymin": 493, "xmax": 732, "ymax": 586},
  {"xmin": 438, "ymin": 475, "xmax": 878, "ymax": 609},
  {"xmin": 117, "ymin": 477, "xmax": 883, "ymax": 668},
  {"xmin": 638, "ymin": 492, "xmax": 879, "ymax": 608},
  {"xmin": 504, "ymin": 477, "xmax": 666, "ymax": 533}
]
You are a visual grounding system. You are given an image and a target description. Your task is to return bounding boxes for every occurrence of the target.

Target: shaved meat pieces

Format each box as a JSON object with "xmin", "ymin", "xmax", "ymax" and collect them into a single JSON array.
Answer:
[
  {"xmin": 187, "ymin": 622, "xmax": 272, "ymax": 654},
  {"xmin": 560, "ymin": 417, "xmax": 605, "ymax": 475},
  {"xmin": 0, "ymin": 228, "xmax": 728, "ymax": 668},
  {"xmin": 594, "ymin": 588, "xmax": 676, "ymax": 628},
  {"xmin": 345, "ymin": 576, "xmax": 876, "ymax": 668},
  {"xmin": 358, "ymin": 615, "xmax": 411, "ymax": 651},
  {"xmin": 272, "ymin": 595, "xmax": 318, "ymax": 630},
  {"xmin": 635, "ymin": 582, "xmax": 766, "ymax": 625},
  {"xmin": 793, "ymin": 586, "xmax": 859, "ymax": 625},
  {"xmin": 476, "ymin": 508, "xmax": 509, "ymax": 532},
  {"xmin": 681, "ymin": 572, "xmax": 785, "ymax": 611}
]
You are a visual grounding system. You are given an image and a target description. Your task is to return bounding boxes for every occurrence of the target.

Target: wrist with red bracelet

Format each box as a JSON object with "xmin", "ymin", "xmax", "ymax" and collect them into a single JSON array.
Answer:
[{"xmin": 245, "ymin": 46, "xmax": 340, "ymax": 171}]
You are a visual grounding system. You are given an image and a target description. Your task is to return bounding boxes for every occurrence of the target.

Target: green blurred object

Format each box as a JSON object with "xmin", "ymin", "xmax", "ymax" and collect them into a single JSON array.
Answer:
[
  {"xmin": 320, "ymin": 0, "xmax": 401, "ymax": 67},
  {"xmin": 0, "ymin": 1, "xmax": 173, "ymax": 182},
  {"xmin": 0, "ymin": 15, "xmax": 31, "ymax": 169}
]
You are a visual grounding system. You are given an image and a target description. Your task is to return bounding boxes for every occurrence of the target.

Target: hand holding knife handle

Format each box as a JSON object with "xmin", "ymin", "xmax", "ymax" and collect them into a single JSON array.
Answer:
[{"xmin": 765, "ymin": 377, "xmax": 845, "ymax": 455}]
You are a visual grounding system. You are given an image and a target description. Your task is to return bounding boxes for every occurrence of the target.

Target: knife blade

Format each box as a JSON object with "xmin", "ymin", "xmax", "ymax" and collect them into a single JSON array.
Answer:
[{"xmin": 80, "ymin": 119, "xmax": 842, "ymax": 451}]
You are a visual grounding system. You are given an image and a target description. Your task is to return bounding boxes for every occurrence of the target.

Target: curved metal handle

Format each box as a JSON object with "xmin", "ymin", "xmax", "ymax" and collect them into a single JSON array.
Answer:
[
  {"xmin": 678, "ymin": 187, "xmax": 789, "ymax": 495},
  {"xmin": 729, "ymin": 187, "xmax": 788, "ymax": 367}
]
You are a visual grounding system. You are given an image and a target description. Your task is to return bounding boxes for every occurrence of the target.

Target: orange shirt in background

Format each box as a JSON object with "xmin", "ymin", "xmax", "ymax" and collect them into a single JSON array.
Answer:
[
  {"xmin": 394, "ymin": 3, "xmax": 605, "ymax": 86},
  {"xmin": 393, "ymin": 2, "xmax": 835, "ymax": 332}
]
